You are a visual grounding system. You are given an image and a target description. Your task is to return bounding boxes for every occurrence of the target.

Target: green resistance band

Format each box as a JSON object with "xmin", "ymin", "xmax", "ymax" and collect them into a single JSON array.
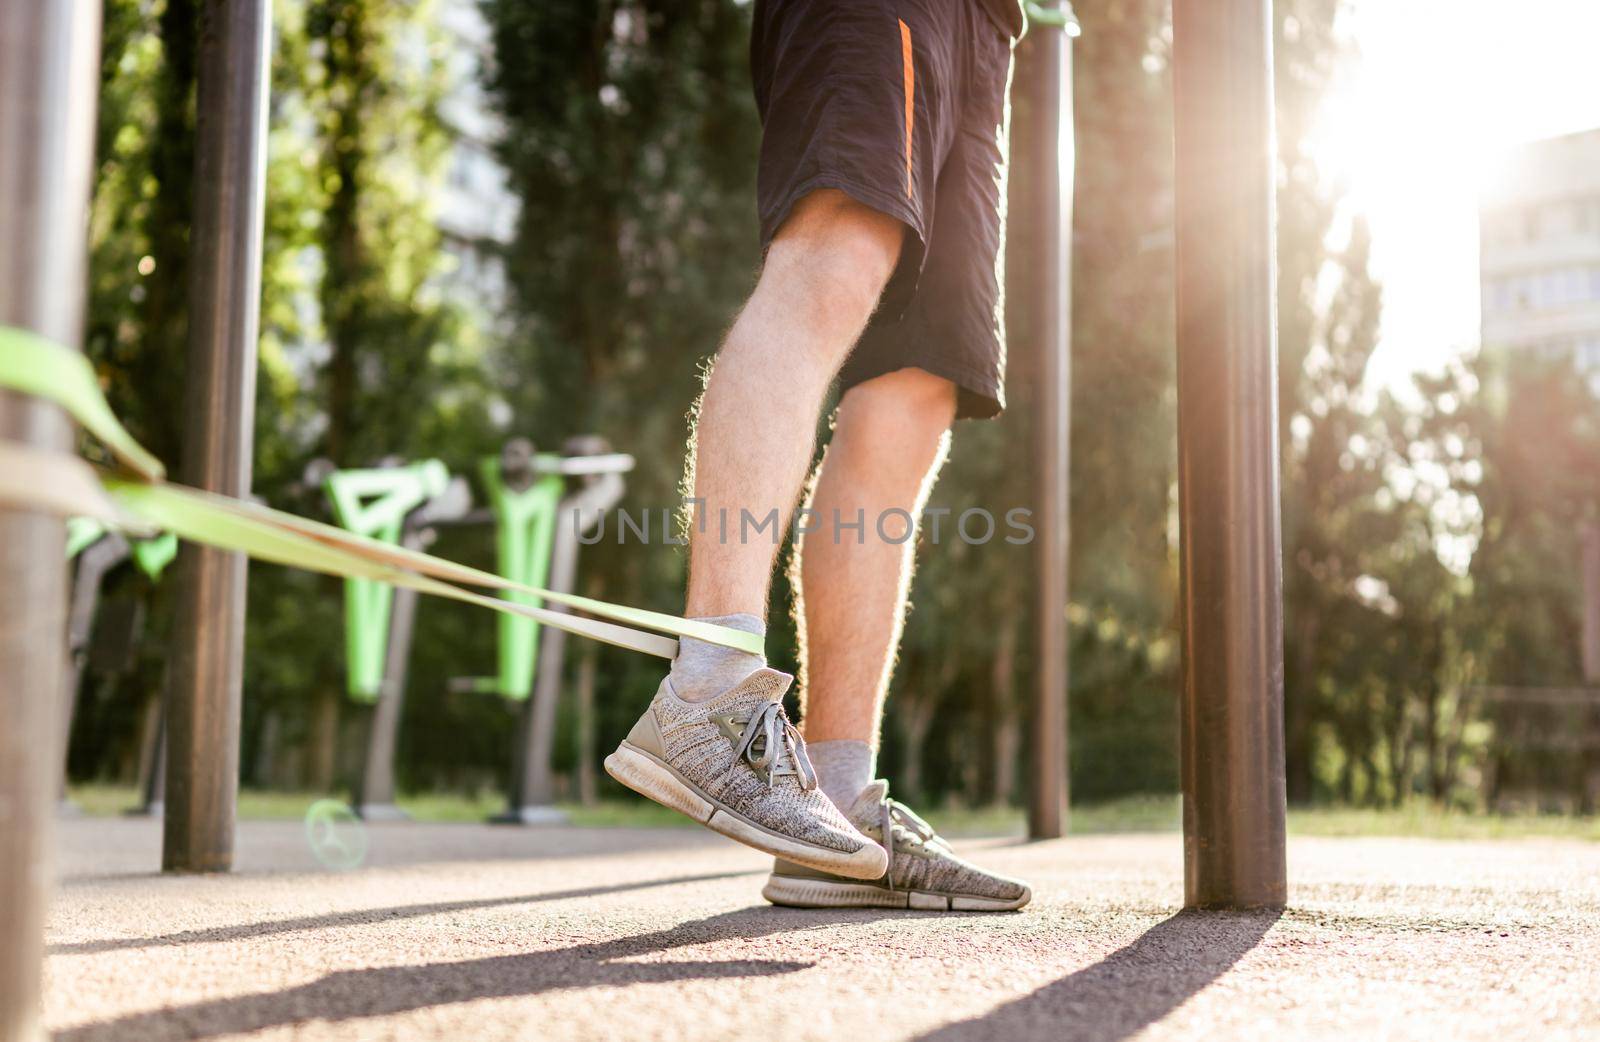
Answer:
[
  {"xmin": 0, "ymin": 325, "xmax": 164, "ymax": 480},
  {"xmin": 0, "ymin": 325, "xmax": 762, "ymax": 659}
]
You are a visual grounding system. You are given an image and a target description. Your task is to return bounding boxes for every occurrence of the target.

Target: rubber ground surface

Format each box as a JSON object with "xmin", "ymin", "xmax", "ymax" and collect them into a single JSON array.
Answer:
[{"xmin": 44, "ymin": 816, "xmax": 1600, "ymax": 1041}]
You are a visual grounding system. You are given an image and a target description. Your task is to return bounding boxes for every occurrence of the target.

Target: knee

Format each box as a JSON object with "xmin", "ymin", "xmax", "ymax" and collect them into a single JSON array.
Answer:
[
  {"xmin": 764, "ymin": 190, "xmax": 904, "ymax": 339},
  {"xmin": 833, "ymin": 368, "xmax": 958, "ymax": 467}
]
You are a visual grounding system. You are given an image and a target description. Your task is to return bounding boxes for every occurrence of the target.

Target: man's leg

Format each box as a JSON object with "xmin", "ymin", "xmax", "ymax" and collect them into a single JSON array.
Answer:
[
  {"xmin": 795, "ymin": 367, "xmax": 957, "ymax": 807},
  {"xmin": 603, "ymin": 188, "xmax": 904, "ymax": 881},
  {"xmin": 762, "ymin": 366, "xmax": 1032, "ymax": 910},
  {"xmin": 753, "ymin": 0, "xmax": 1032, "ymax": 912},
  {"xmin": 670, "ymin": 189, "xmax": 903, "ymax": 700}
]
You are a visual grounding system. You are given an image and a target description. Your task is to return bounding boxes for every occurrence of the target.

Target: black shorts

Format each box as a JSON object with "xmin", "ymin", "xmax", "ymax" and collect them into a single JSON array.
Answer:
[{"xmin": 752, "ymin": 0, "xmax": 1015, "ymax": 419}]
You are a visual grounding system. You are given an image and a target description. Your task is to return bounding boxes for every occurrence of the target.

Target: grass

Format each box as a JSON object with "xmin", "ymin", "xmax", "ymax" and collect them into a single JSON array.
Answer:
[
  {"xmin": 66, "ymin": 784, "xmax": 1599, "ymax": 841},
  {"xmin": 1286, "ymin": 804, "xmax": 1600, "ymax": 842}
]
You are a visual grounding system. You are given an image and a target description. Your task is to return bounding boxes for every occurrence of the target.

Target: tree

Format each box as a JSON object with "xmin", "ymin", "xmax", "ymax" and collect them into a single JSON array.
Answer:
[
  {"xmin": 483, "ymin": 0, "xmax": 765, "ymax": 771},
  {"xmin": 1274, "ymin": 0, "xmax": 1397, "ymax": 803},
  {"xmin": 78, "ymin": 0, "xmax": 501, "ymax": 793}
]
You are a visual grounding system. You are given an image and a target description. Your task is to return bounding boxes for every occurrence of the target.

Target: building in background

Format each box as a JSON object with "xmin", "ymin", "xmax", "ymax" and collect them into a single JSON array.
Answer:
[
  {"xmin": 1479, "ymin": 128, "xmax": 1600, "ymax": 394},
  {"xmin": 1480, "ymin": 129, "xmax": 1600, "ymax": 812}
]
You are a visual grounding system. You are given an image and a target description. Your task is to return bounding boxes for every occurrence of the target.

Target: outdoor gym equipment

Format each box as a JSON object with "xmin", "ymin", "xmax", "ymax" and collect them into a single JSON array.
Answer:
[
  {"xmin": 3, "ymin": 6, "xmax": 110, "ymax": 1028},
  {"xmin": 1171, "ymin": 0, "xmax": 1288, "ymax": 908},
  {"xmin": 59, "ymin": 521, "xmax": 177, "ymax": 812},
  {"xmin": 322, "ymin": 458, "xmax": 472, "ymax": 819},
  {"xmin": 59, "ymin": 521, "xmax": 126, "ymax": 814},
  {"xmin": 497, "ymin": 435, "xmax": 630, "ymax": 824},
  {"xmin": 1022, "ymin": 0, "xmax": 1078, "ymax": 840},
  {"xmin": 60, "ymin": 521, "xmax": 175, "ymax": 816},
  {"xmin": 466, "ymin": 438, "xmax": 567, "ymax": 699},
  {"xmin": 322, "ymin": 440, "xmax": 632, "ymax": 823},
  {"xmin": 323, "ymin": 458, "xmax": 460, "ymax": 699}
]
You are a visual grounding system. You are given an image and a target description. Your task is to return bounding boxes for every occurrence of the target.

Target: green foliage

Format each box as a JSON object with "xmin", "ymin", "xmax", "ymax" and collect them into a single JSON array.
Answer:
[
  {"xmin": 480, "ymin": 0, "xmax": 765, "ymax": 774},
  {"xmin": 80, "ymin": 0, "xmax": 508, "ymax": 795},
  {"xmin": 86, "ymin": 0, "xmax": 196, "ymax": 467}
]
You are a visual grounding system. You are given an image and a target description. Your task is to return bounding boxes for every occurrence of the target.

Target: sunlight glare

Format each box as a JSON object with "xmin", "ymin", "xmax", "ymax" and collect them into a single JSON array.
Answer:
[{"xmin": 1300, "ymin": 0, "xmax": 1600, "ymax": 391}]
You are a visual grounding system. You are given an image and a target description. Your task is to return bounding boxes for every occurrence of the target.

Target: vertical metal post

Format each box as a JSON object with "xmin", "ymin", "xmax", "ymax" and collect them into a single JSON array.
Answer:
[
  {"xmin": 0, "ymin": 6, "xmax": 101, "ymax": 1039},
  {"xmin": 136, "ymin": 711, "xmax": 167, "ymax": 816},
  {"xmin": 1580, "ymin": 523, "xmax": 1600, "ymax": 811},
  {"xmin": 1582, "ymin": 523, "xmax": 1600, "ymax": 684},
  {"xmin": 163, "ymin": 0, "xmax": 271, "ymax": 873},
  {"xmin": 1028, "ymin": 10, "xmax": 1075, "ymax": 840},
  {"xmin": 1172, "ymin": 0, "xmax": 1288, "ymax": 910},
  {"xmin": 354, "ymin": 543, "xmax": 421, "ymax": 820},
  {"xmin": 507, "ymin": 510, "xmax": 581, "ymax": 821}
]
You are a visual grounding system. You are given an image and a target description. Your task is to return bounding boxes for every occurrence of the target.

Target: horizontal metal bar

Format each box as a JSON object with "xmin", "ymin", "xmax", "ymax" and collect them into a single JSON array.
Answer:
[
  {"xmin": 1472, "ymin": 687, "xmax": 1600, "ymax": 706},
  {"xmin": 534, "ymin": 453, "xmax": 636, "ymax": 477}
]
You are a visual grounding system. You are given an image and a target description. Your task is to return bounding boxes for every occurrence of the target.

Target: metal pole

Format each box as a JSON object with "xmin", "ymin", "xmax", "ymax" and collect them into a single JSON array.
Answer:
[
  {"xmin": 1580, "ymin": 522, "xmax": 1600, "ymax": 811},
  {"xmin": 1582, "ymin": 523, "xmax": 1600, "ymax": 684},
  {"xmin": 163, "ymin": 0, "xmax": 271, "ymax": 873},
  {"xmin": 354, "ymin": 539, "xmax": 422, "ymax": 820},
  {"xmin": 1171, "ymin": 0, "xmax": 1288, "ymax": 910},
  {"xmin": 506, "ymin": 514, "xmax": 580, "ymax": 821},
  {"xmin": 135, "ymin": 712, "xmax": 167, "ymax": 816},
  {"xmin": 0, "ymin": 6, "xmax": 101, "ymax": 1039},
  {"xmin": 1028, "ymin": 12, "xmax": 1074, "ymax": 841}
]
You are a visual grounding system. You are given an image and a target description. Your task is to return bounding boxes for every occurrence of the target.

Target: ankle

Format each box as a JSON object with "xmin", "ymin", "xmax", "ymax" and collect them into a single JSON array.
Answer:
[
  {"xmin": 808, "ymin": 739, "xmax": 876, "ymax": 809},
  {"xmin": 668, "ymin": 613, "xmax": 766, "ymax": 702}
]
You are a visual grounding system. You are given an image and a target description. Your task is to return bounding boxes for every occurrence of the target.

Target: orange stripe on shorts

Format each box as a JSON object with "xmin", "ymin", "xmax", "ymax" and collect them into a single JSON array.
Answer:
[{"xmin": 899, "ymin": 18, "xmax": 914, "ymax": 199}]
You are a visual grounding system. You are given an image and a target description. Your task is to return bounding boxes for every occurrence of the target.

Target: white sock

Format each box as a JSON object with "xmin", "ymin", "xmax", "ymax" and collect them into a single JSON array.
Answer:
[
  {"xmin": 668, "ymin": 613, "xmax": 766, "ymax": 702},
  {"xmin": 808, "ymin": 739, "xmax": 876, "ymax": 810}
]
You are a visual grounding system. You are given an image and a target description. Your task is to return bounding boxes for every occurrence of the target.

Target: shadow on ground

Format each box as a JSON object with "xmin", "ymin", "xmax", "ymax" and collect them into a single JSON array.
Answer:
[
  {"xmin": 58, "ymin": 891, "xmax": 1279, "ymax": 1042},
  {"xmin": 917, "ymin": 910, "xmax": 1280, "ymax": 1042},
  {"xmin": 49, "ymin": 871, "xmax": 761, "ymax": 956},
  {"xmin": 55, "ymin": 902, "xmax": 927, "ymax": 1042},
  {"xmin": 55, "ymin": 821, "xmax": 726, "ymax": 882}
]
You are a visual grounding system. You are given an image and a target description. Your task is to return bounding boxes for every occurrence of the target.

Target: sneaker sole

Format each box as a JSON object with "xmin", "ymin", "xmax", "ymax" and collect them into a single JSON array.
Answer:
[
  {"xmin": 761, "ymin": 873, "xmax": 1031, "ymax": 912},
  {"xmin": 604, "ymin": 741, "xmax": 888, "ymax": 880}
]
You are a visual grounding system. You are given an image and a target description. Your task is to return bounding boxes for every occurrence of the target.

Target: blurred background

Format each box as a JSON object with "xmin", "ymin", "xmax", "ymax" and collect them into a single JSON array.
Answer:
[{"xmin": 65, "ymin": 0, "xmax": 1600, "ymax": 827}]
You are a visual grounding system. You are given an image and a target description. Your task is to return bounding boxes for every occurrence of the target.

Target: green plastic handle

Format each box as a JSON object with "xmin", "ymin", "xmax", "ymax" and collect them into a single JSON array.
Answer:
[{"xmin": 1025, "ymin": 1, "xmax": 1081, "ymax": 33}]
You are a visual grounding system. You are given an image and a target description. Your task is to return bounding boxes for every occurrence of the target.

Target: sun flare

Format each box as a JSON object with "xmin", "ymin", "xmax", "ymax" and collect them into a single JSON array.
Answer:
[{"xmin": 1298, "ymin": 0, "xmax": 1600, "ymax": 389}]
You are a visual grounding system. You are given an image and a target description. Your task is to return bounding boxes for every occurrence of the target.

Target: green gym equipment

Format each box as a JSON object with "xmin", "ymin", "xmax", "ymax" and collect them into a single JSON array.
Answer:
[
  {"xmin": 61, "ymin": 521, "xmax": 177, "ymax": 815},
  {"xmin": 320, "ymin": 439, "xmax": 631, "ymax": 822}
]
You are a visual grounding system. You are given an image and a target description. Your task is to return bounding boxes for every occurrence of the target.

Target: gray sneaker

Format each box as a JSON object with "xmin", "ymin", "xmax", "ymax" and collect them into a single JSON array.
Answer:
[
  {"xmin": 761, "ymin": 781, "xmax": 1032, "ymax": 911},
  {"xmin": 604, "ymin": 668, "xmax": 888, "ymax": 880}
]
